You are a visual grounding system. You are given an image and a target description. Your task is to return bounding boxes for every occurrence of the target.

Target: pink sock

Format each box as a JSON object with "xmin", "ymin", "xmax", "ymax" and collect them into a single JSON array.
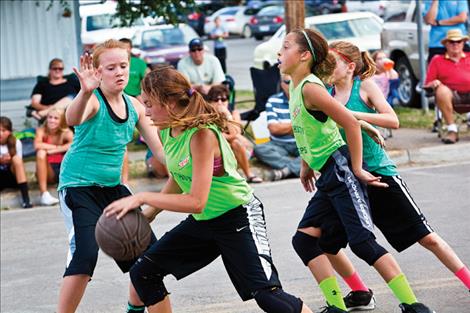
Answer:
[
  {"xmin": 343, "ymin": 272, "xmax": 369, "ymax": 292},
  {"xmin": 455, "ymin": 266, "xmax": 470, "ymax": 289}
]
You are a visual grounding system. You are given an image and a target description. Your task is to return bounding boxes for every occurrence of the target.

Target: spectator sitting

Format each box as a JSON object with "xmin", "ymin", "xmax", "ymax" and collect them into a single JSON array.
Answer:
[
  {"xmin": 177, "ymin": 38, "xmax": 225, "ymax": 96},
  {"xmin": 371, "ymin": 50, "xmax": 399, "ymax": 106},
  {"xmin": 209, "ymin": 16, "xmax": 229, "ymax": 73},
  {"xmin": 253, "ymin": 75, "xmax": 301, "ymax": 181},
  {"xmin": 34, "ymin": 108, "xmax": 73, "ymax": 205},
  {"xmin": 119, "ymin": 37, "xmax": 150, "ymax": 103},
  {"xmin": 424, "ymin": 29, "xmax": 470, "ymax": 144},
  {"xmin": 30, "ymin": 58, "xmax": 80, "ymax": 121},
  {"xmin": 207, "ymin": 85, "xmax": 262, "ymax": 183},
  {"xmin": 0, "ymin": 116, "xmax": 33, "ymax": 208}
]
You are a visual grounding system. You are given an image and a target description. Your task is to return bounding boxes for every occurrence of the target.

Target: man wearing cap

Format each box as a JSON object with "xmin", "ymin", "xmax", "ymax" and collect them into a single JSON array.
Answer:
[
  {"xmin": 177, "ymin": 38, "xmax": 226, "ymax": 95},
  {"xmin": 424, "ymin": 0, "xmax": 469, "ymax": 64},
  {"xmin": 424, "ymin": 29, "xmax": 470, "ymax": 144}
]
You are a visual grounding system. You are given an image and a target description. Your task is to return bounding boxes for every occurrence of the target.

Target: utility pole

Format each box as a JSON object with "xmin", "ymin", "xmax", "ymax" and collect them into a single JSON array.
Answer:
[{"xmin": 285, "ymin": 0, "xmax": 305, "ymax": 33}]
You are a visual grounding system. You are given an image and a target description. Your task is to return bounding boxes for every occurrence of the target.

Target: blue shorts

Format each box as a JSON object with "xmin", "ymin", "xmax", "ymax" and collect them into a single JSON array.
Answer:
[{"xmin": 58, "ymin": 184, "xmax": 156, "ymax": 277}]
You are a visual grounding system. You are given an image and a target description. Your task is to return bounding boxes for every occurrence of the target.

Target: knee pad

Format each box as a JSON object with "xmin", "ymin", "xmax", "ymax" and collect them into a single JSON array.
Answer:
[
  {"xmin": 318, "ymin": 220, "xmax": 348, "ymax": 255},
  {"xmin": 129, "ymin": 256, "xmax": 169, "ymax": 306},
  {"xmin": 254, "ymin": 287, "xmax": 303, "ymax": 313},
  {"xmin": 292, "ymin": 231, "xmax": 323, "ymax": 266},
  {"xmin": 350, "ymin": 238, "xmax": 388, "ymax": 266}
]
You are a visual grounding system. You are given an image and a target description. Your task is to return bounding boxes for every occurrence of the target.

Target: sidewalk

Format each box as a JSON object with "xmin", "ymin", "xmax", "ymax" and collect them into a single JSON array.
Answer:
[{"xmin": 1, "ymin": 128, "xmax": 469, "ymax": 209}]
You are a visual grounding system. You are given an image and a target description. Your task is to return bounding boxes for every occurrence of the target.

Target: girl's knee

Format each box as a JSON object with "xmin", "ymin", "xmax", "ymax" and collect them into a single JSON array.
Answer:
[
  {"xmin": 36, "ymin": 149, "xmax": 47, "ymax": 160},
  {"xmin": 419, "ymin": 233, "xmax": 444, "ymax": 250}
]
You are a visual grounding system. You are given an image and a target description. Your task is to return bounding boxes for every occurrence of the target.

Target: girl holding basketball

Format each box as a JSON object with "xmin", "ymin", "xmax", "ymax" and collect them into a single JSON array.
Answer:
[
  {"xmin": 104, "ymin": 66, "xmax": 314, "ymax": 313},
  {"xmin": 277, "ymin": 28, "xmax": 435, "ymax": 313},
  {"xmin": 56, "ymin": 39, "xmax": 165, "ymax": 313},
  {"xmin": 323, "ymin": 40, "xmax": 470, "ymax": 310}
]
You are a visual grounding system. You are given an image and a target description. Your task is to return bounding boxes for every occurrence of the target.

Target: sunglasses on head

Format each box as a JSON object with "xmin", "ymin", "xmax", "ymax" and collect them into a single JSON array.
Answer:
[
  {"xmin": 212, "ymin": 96, "xmax": 228, "ymax": 102},
  {"xmin": 51, "ymin": 67, "xmax": 64, "ymax": 71},
  {"xmin": 190, "ymin": 47, "xmax": 204, "ymax": 52}
]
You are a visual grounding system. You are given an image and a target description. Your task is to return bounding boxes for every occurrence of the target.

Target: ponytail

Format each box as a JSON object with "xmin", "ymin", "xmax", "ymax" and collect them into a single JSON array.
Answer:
[{"xmin": 359, "ymin": 51, "xmax": 376, "ymax": 80}]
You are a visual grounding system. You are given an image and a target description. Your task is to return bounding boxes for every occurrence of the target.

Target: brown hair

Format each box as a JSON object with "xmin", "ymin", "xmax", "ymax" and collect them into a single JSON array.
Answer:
[
  {"xmin": 43, "ymin": 108, "xmax": 68, "ymax": 137},
  {"xmin": 371, "ymin": 50, "xmax": 385, "ymax": 62},
  {"xmin": 329, "ymin": 41, "xmax": 376, "ymax": 80},
  {"xmin": 290, "ymin": 28, "xmax": 336, "ymax": 81},
  {"xmin": 48, "ymin": 58, "xmax": 64, "ymax": 79},
  {"xmin": 0, "ymin": 116, "xmax": 17, "ymax": 157},
  {"xmin": 92, "ymin": 39, "xmax": 130, "ymax": 68},
  {"xmin": 207, "ymin": 85, "xmax": 229, "ymax": 101},
  {"xmin": 142, "ymin": 66, "xmax": 229, "ymax": 131}
]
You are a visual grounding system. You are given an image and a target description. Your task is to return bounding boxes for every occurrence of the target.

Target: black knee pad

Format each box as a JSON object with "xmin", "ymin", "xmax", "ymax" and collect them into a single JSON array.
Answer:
[
  {"xmin": 350, "ymin": 238, "xmax": 388, "ymax": 266},
  {"xmin": 129, "ymin": 256, "xmax": 169, "ymax": 306},
  {"xmin": 292, "ymin": 231, "xmax": 323, "ymax": 266},
  {"xmin": 254, "ymin": 287, "xmax": 303, "ymax": 313},
  {"xmin": 318, "ymin": 220, "xmax": 348, "ymax": 255}
]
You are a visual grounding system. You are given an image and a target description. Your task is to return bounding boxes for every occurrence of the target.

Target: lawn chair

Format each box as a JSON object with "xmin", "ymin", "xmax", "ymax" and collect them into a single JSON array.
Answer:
[{"xmin": 240, "ymin": 65, "xmax": 280, "ymax": 130}]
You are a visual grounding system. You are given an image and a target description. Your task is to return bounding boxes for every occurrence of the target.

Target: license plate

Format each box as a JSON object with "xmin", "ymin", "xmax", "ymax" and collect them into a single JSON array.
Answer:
[{"xmin": 259, "ymin": 25, "xmax": 269, "ymax": 32}]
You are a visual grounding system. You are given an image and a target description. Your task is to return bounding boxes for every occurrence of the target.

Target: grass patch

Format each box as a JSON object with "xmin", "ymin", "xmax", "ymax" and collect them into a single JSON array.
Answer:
[{"xmin": 394, "ymin": 107, "xmax": 435, "ymax": 129}]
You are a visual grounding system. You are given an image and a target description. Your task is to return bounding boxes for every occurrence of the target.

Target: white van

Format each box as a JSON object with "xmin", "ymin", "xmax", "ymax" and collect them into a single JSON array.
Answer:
[{"xmin": 80, "ymin": 1, "xmax": 150, "ymax": 51}]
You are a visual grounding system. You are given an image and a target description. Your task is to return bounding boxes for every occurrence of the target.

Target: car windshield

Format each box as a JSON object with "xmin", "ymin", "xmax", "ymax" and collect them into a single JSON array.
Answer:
[
  {"xmin": 312, "ymin": 17, "xmax": 381, "ymax": 40},
  {"xmin": 258, "ymin": 6, "xmax": 284, "ymax": 16},
  {"xmin": 86, "ymin": 14, "xmax": 144, "ymax": 31},
  {"xmin": 141, "ymin": 27, "xmax": 186, "ymax": 50}
]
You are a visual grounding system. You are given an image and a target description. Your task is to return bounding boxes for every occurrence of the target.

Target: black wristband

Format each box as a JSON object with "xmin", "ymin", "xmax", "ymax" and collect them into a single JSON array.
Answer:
[{"xmin": 436, "ymin": 20, "xmax": 440, "ymax": 26}]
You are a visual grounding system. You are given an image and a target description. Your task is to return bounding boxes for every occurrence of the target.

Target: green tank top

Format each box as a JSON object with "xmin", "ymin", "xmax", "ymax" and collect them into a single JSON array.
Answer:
[
  {"xmin": 160, "ymin": 124, "xmax": 253, "ymax": 221},
  {"xmin": 58, "ymin": 89, "xmax": 138, "ymax": 190},
  {"xmin": 337, "ymin": 79, "xmax": 397, "ymax": 176},
  {"xmin": 289, "ymin": 74, "xmax": 345, "ymax": 171}
]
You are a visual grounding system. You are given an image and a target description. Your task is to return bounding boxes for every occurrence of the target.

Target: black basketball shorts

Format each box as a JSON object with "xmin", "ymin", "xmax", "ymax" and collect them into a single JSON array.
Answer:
[
  {"xmin": 368, "ymin": 174, "xmax": 434, "ymax": 252},
  {"xmin": 58, "ymin": 185, "xmax": 156, "ymax": 277},
  {"xmin": 138, "ymin": 196, "xmax": 282, "ymax": 301}
]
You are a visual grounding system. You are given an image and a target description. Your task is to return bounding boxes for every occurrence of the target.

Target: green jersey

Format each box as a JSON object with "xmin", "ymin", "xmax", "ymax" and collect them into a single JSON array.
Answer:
[
  {"xmin": 289, "ymin": 74, "xmax": 345, "ymax": 171},
  {"xmin": 338, "ymin": 79, "xmax": 397, "ymax": 176},
  {"xmin": 124, "ymin": 56, "xmax": 147, "ymax": 97},
  {"xmin": 58, "ymin": 89, "xmax": 138, "ymax": 190},
  {"xmin": 160, "ymin": 125, "xmax": 253, "ymax": 221}
]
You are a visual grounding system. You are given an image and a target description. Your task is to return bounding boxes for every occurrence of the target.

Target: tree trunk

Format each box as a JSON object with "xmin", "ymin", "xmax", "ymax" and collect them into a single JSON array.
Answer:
[{"xmin": 285, "ymin": 0, "xmax": 305, "ymax": 33}]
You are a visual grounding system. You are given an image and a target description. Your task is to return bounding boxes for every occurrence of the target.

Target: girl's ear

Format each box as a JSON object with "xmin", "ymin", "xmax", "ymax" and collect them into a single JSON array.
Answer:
[
  {"xmin": 347, "ymin": 62, "xmax": 356, "ymax": 73},
  {"xmin": 300, "ymin": 50, "xmax": 311, "ymax": 62}
]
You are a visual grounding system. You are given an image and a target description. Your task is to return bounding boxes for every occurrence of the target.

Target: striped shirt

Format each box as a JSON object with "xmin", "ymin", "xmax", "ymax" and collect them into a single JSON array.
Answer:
[{"xmin": 266, "ymin": 92, "xmax": 295, "ymax": 143}]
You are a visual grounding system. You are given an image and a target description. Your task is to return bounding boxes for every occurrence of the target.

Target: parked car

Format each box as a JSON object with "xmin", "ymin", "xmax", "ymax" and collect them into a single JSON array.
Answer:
[
  {"xmin": 79, "ymin": 1, "xmax": 150, "ymax": 52},
  {"xmin": 346, "ymin": 0, "xmax": 410, "ymax": 21},
  {"xmin": 307, "ymin": 0, "xmax": 346, "ymax": 15},
  {"xmin": 249, "ymin": 5, "xmax": 285, "ymax": 41},
  {"xmin": 204, "ymin": 6, "xmax": 258, "ymax": 38},
  {"xmin": 185, "ymin": 0, "xmax": 231, "ymax": 36},
  {"xmin": 381, "ymin": 1, "xmax": 430, "ymax": 107},
  {"xmin": 253, "ymin": 11, "xmax": 383, "ymax": 69},
  {"xmin": 131, "ymin": 24, "xmax": 199, "ymax": 69}
]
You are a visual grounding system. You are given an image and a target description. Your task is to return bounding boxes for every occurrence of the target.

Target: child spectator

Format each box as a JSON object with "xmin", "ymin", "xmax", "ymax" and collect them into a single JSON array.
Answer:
[
  {"xmin": 34, "ymin": 109, "xmax": 73, "ymax": 205},
  {"xmin": 371, "ymin": 50, "xmax": 399, "ymax": 106},
  {"xmin": 0, "ymin": 116, "xmax": 33, "ymax": 208}
]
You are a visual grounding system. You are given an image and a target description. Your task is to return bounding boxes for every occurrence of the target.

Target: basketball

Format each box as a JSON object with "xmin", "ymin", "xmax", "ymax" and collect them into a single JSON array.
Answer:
[{"xmin": 95, "ymin": 209, "xmax": 152, "ymax": 261}]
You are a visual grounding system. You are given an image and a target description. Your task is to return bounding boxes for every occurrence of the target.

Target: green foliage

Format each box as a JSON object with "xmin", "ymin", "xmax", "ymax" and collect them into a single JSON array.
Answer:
[
  {"xmin": 394, "ymin": 107, "xmax": 435, "ymax": 129},
  {"xmin": 115, "ymin": 0, "xmax": 196, "ymax": 27}
]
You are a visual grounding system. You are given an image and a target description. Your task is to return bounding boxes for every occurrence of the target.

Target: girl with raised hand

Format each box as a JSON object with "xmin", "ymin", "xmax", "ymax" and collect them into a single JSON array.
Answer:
[
  {"xmin": 56, "ymin": 39, "xmax": 165, "ymax": 313},
  {"xmin": 277, "ymin": 28, "xmax": 435, "ymax": 313},
  {"xmin": 326, "ymin": 40, "xmax": 469, "ymax": 312},
  {"xmin": 104, "ymin": 66, "xmax": 313, "ymax": 313}
]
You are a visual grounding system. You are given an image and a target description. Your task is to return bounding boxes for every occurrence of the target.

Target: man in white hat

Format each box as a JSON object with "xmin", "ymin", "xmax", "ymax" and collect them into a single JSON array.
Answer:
[{"xmin": 424, "ymin": 29, "xmax": 470, "ymax": 144}]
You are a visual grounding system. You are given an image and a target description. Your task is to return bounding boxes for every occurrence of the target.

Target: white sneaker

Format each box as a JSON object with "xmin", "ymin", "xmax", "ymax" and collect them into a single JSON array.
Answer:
[{"xmin": 41, "ymin": 191, "xmax": 59, "ymax": 206}]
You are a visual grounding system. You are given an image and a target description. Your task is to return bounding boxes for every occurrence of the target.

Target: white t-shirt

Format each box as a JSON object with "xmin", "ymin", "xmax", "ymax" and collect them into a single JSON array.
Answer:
[
  {"xmin": 0, "ymin": 139, "xmax": 23, "ymax": 159},
  {"xmin": 177, "ymin": 54, "xmax": 225, "ymax": 86}
]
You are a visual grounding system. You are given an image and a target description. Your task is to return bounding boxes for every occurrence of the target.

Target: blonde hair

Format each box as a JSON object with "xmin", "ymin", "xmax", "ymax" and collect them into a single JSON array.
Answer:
[
  {"xmin": 329, "ymin": 41, "xmax": 376, "ymax": 80},
  {"xmin": 43, "ymin": 108, "xmax": 68, "ymax": 136},
  {"xmin": 142, "ymin": 66, "xmax": 229, "ymax": 131},
  {"xmin": 92, "ymin": 39, "xmax": 130, "ymax": 68},
  {"xmin": 290, "ymin": 28, "xmax": 337, "ymax": 81}
]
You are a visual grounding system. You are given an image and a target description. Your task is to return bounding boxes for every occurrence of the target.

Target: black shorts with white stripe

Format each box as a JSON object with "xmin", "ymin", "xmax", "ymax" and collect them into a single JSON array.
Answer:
[
  {"xmin": 368, "ymin": 174, "xmax": 434, "ymax": 252},
  {"xmin": 139, "ymin": 196, "xmax": 282, "ymax": 301}
]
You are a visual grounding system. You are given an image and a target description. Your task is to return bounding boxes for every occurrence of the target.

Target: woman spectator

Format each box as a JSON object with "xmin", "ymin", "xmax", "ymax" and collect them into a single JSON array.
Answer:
[
  {"xmin": 30, "ymin": 58, "xmax": 80, "ymax": 121},
  {"xmin": 0, "ymin": 116, "xmax": 33, "ymax": 208},
  {"xmin": 34, "ymin": 108, "xmax": 73, "ymax": 205},
  {"xmin": 207, "ymin": 85, "xmax": 262, "ymax": 183}
]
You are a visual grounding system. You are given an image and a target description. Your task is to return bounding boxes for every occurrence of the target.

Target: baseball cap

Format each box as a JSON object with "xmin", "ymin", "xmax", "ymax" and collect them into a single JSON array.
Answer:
[{"xmin": 189, "ymin": 38, "xmax": 203, "ymax": 50}]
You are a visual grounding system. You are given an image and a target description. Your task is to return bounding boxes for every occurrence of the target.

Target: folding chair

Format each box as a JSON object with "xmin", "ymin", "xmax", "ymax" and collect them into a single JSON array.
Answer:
[{"xmin": 240, "ymin": 65, "xmax": 280, "ymax": 130}]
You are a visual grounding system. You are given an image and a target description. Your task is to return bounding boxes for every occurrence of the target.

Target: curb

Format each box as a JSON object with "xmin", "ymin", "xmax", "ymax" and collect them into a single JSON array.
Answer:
[{"xmin": 2, "ymin": 143, "xmax": 470, "ymax": 210}]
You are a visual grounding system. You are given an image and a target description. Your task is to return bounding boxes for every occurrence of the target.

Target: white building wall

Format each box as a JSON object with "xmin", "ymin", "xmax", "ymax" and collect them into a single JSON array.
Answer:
[{"xmin": 0, "ymin": 0, "xmax": 79, "ymax": 80}]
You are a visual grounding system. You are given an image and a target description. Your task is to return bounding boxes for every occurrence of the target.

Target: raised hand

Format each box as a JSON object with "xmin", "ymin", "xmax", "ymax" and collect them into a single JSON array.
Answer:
[{"xmin": 72, "ymin": 52, "xmax": 102, "ymax": 93}]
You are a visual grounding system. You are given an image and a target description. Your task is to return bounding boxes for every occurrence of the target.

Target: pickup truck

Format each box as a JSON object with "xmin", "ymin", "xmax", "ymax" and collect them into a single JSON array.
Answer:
[{"xmin": 381, "ymin": 1, "xmax": 430, "ymax": 107}]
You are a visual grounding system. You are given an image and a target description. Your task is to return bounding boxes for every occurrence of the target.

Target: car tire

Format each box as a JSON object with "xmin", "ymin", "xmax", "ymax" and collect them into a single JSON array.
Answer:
[
  {"xmin": 242, "ymin": 25, "xmax": 252, "ymax": 38},
  {"xmin": 395, "ymin": 56, "xmax": 419, "ymax": 107},
  {"xmin": 254, "ymin": 34, "xmax": 264, "ymax": 41}
]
